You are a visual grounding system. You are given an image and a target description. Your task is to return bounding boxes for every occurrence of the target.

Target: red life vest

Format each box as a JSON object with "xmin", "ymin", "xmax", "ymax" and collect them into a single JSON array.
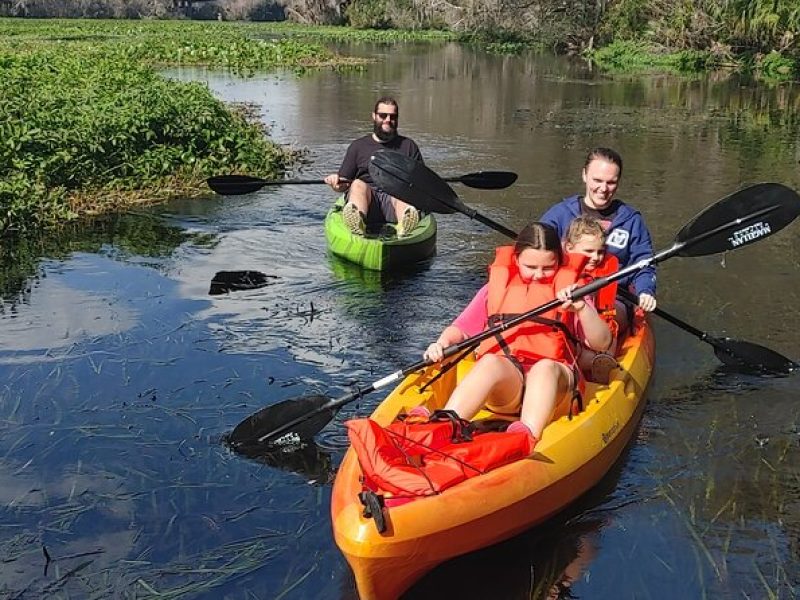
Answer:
[
  {"xmin": 346, "ymin": 411, "xmax": 534, "ymax": 504},
  {"xmin": 476, "ymin": 247, "xmax": 587, "ymax": 365}
]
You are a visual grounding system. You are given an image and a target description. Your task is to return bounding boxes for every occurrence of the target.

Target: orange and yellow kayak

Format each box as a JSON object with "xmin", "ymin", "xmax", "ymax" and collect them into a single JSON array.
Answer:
[{"xmin": 331, "ymin": 315, "xmax": 654, "ymax": 599}]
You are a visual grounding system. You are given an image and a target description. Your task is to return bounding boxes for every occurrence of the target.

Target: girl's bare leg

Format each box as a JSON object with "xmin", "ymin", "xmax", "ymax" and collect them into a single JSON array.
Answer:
[
  {"xmin": 519, "ymin": 359, "xmax": 573, "ymax": 439},
  {"xmin": 443, "ymin": 354, "xmax": 522, "ymax": 420}
]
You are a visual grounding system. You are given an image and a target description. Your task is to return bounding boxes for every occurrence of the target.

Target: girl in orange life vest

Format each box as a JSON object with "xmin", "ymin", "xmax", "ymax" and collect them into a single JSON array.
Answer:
[
  {"xmin": 422, "ymin": 222, "xmax": 612, "ymax": 446},
  {"xmin": 564, "ymin": 215, "xmax": 620, "ymax": 383}
]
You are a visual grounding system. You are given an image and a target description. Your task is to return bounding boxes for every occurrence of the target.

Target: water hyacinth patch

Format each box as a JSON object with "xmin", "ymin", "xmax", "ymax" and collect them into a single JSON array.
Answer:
[
  {"xmin": 0, "ymin": 19, "xmax": 365, "ymax": 233},
  {"xmin": 0, "ymin": 48, "xmax": 297, "ymax": 232}
]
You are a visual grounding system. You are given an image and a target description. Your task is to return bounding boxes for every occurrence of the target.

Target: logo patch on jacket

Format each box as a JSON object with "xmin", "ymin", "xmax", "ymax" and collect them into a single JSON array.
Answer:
[{"xmin": 606, "ymin": 228, "xmax": 629, "ymax": 249}]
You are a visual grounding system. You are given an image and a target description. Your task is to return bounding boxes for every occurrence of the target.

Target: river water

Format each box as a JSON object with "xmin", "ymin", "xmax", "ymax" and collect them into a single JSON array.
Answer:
[{"xmin": 1, "ymin": 41, "xmax": 800, "ymax": 598}]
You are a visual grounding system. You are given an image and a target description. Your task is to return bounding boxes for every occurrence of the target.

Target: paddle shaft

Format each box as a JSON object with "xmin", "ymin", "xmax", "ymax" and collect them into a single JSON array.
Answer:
[
  {"xmin": 463, "ymin": 207, "xmax": 518, "ymax": 239},
  {"xmin": 617, "ymin": 288, "xmax": 706, "ymax": 339},
  {"xmin": 265, "ymin": 175, "xmax": 512, "ymax": 185},
  {"xmin": 241, "ymin": 180, "xmax": 800, "ymax": 446},
  {"xmin": 207, "ymin": 171, "xmax": 516, "ymax": 191},
  {"xmin": 260, "ymin": 197, "xmax": 794, "ymax": 443},
  {"xmin": 454, "ymin": 187, "xmax": 800, "ymax": 373},
  {"xmin": 447, "ymin": 192, "xmax": 799, "ymax": 367},
  {"xmin": 434, "ymin": 193, "xmax": 796, "ymax": 346},
  {"xmin": 257, "ymin": 363, "xmax": 428, "ymax": 444},
  {"xmin": 262, "ymin": 178, "xmax": 327, "ymax": 185}
]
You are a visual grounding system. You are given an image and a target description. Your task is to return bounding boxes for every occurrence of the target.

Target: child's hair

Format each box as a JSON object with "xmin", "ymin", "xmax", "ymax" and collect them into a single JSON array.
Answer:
[
  {"xmin": 584, "ymin": 147, "xmax": 623, "ymax": 176},
  {"xmin": 514, "ymin": 222, "xmax": 563, "ymax": 263},
  {"xmin": 565, "ymin": 215, "xmax": 607, "ymax": 246}
]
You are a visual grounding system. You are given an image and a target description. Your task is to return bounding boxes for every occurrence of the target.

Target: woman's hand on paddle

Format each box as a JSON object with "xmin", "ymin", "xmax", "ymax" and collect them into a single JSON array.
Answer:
[
  {"xmin": 324, "ymin": 173, "xmax": 351, "ymax": 193},
  {"xmin": 557, "ymin": 284, "xmax": 587, "ymax": 313},
  {"xmin": 637, "ymin": 292, "xmax": 657, "ymax": 312}
]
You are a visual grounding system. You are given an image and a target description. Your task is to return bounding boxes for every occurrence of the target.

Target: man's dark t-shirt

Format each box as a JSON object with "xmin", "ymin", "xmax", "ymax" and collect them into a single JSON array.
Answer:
[{"xmin": 338, "ymin": 134, "xmax": 423, "ymax": 186}]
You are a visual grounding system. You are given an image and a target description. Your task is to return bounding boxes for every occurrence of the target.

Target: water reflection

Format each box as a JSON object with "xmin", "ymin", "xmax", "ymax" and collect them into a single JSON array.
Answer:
[
  {"xmin": 0, "ymin": 273, "xmax": 138, "ymax": 354},
  {"xmin": 0, "ymin": 213, "xmax": 194, "ymax": 303},
  {"xmin": 328, "ymin": 255, "xmax": 397, "ymax": 292}
]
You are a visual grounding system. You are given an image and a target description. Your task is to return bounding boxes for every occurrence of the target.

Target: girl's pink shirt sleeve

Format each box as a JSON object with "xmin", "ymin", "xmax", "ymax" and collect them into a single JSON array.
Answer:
[{"xmin": 452, "ymin": 284, "xmax": 489, "ymax": 337}]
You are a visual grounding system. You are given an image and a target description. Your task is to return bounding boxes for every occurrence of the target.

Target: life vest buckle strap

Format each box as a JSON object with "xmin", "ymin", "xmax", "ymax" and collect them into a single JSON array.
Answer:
[{"xmin": 430, "ymin": 409, "xmax": 473, "ymax": 443}]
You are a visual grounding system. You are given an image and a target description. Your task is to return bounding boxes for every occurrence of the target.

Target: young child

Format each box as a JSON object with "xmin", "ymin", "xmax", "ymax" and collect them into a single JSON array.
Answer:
[
  {"xmin": 563, "ymin": 215, "xmax": 620, "ymax": 383},
  {"xmin": 421, "ymin": 222, "xmax": 612, "ymax": 448}
]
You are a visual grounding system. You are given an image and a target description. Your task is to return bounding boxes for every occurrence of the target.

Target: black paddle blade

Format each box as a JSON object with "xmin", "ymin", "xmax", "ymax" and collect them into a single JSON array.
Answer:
[
  {"xmin": 227, "ymin": 394, "xmax": 334, "ymax": 448},
  {"xmin": 230, "ymin": 440, "xmax": 335, "ymax": 483},
  {"xmin": 708, "ymin": 336, "xmax": 798, "ymax": 374},
  {"xmin": 369, "ymin": 151, "xmax": 461, "ymax": 214},
  {"xmin": 209, "ymin": 270, "xmax": 277, "ymax": 295},
  {"xmin": 456, "ymin": 171, "xmax": 518, "ymax": 190},
  {"xmin": 676, "ymin": 183, "xmax": 800, "ymax": 257},
  {"xmin": 207, "ymin": 175, "xmax": 267, "ymax": 195}
]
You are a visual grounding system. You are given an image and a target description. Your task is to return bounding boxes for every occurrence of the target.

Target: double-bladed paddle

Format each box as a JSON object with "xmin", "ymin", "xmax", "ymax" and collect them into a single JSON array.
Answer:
[
  {"xmin": 227, "ymin": 178, "xmax": 800, "ymax": 448},
  {"xmin": 206, "ymin": 169, "xmax": 517, "ymax": 196},
  {"xmin": 371, "ymin": 151, "xmax": 799, "ymax": 375},
  {"xmin": 369, "ymin": 152, "xmax": 518, "ymax": 238}
]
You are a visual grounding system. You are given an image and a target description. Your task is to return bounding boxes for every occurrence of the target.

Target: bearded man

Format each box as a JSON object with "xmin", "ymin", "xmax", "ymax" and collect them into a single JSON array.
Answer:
[{"xmin": 324, "ymin": 97, "xmax": 423, "ymax": 237}]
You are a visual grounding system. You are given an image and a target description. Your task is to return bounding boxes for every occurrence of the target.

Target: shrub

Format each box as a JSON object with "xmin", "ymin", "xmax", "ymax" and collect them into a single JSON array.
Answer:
[
  {"xmin": 345, "ymin": 0, "xmax": 392, "ymax": 29},
  {"xmin": 756, "ymin": 51, "xmax": 797, "ymax": 80}
]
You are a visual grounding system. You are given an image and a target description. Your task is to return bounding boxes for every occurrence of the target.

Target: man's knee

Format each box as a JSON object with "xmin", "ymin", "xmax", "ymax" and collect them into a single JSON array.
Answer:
[{"xmin": 349, "ymin": 179, "xmax": 371, "ymax": 197}]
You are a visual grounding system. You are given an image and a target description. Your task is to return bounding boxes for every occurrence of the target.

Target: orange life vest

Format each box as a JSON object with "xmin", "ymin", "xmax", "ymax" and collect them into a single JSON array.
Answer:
[
  {"xmin": 346, "ymin": 411, "xmax": 534, "ymax": 505},
  {"xmin": 586, "ymin": 253, "xmax": 619, "ymax": 338},
  {"xmin": 476, "ymin": 247, "xmax": 587, "ymax": 365}
]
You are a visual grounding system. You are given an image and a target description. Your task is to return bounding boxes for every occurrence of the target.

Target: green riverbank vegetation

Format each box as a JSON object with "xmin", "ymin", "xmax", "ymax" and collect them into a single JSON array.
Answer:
[
  {"xmin": 335, "ymin": 0, "xmax": 800, "ymax": 79},
  {"xmin": 3, "ymin": 1, "xmax": 798, "ymax": 77},
  {"xmin": 3, "ymin": 1, "xmax": 798, "ymax": 79},
  {"xmin": 0, "ymin": 19, "xmax": 459, "ymax": 233},
  {"xmin": 2, "ymin": 6, "xmax": 797, "ymax": 232},
  {"xmin": 2, "ymin": 47, "xmax": 293, "ymax": 231}
]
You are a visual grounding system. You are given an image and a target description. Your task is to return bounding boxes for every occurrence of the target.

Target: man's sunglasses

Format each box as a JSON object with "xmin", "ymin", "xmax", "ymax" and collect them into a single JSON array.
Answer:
[{"xmin": 376, "ymin": 112, "xmax": 398, "ymax": 121}]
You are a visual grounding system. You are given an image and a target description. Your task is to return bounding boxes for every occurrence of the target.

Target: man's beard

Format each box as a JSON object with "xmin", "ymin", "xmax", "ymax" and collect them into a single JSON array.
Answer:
[{"xmin": 373, "ymin": 120, "xmax": 397, "ymax": 142}]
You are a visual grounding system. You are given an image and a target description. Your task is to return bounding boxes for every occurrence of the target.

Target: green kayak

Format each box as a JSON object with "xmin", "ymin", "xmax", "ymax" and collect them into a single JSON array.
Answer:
[{"xmin": 324, "ymin": 198, "xmax": 437, "ymax": 271}]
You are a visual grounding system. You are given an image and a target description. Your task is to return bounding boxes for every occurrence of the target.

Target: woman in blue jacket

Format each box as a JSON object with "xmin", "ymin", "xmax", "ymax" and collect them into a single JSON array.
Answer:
[{"xmin": 541, "ymin": 147, "xmax": 657, "ymax": 328}]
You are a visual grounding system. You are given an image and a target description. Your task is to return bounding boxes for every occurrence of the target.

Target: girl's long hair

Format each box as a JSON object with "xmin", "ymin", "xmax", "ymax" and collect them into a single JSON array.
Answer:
[{"xmin": 514, "ymin": 222, "xmax": 563, "ymax": 264}]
